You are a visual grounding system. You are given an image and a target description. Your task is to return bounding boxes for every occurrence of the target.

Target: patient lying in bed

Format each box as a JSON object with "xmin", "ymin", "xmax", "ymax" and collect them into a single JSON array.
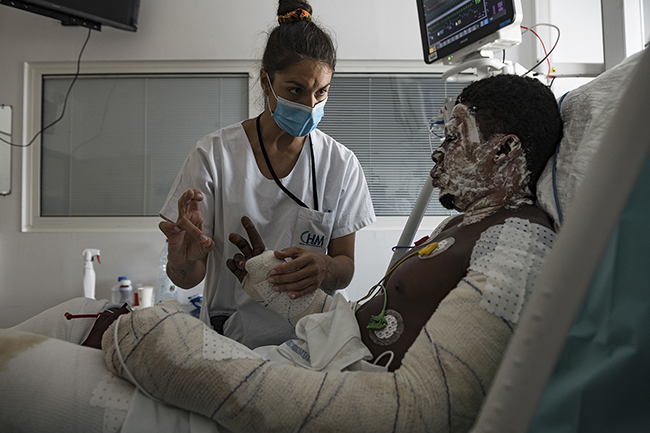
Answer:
[{"xmin": 1, "ymin": 74, "xmax": 562, "ymax": 433}]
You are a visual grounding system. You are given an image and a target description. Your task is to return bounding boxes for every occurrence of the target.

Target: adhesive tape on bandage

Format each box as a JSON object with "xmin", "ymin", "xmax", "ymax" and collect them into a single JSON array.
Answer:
[{"xmin": 253, "ymin": 280, "xmax": 316, "ymax": 320}]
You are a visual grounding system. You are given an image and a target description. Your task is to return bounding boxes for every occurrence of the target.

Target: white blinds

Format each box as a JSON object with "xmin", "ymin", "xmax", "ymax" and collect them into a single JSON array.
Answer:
[
  {"xmin": 40, "ymin": 72, "xmax": 465, "ymax": 219},
  {"xmin": 318, "ymin": 74, "xmax": 467, "ymax": 216},
  {"xmin": 40, "ymin": 74, "xmax": 249, "ymax": 217}
]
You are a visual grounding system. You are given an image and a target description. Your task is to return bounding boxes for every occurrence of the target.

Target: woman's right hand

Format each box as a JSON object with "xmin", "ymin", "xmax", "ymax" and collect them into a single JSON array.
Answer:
[{"xmin": 159, "ymin": 189, "xmax": 215, "ymax": 266}]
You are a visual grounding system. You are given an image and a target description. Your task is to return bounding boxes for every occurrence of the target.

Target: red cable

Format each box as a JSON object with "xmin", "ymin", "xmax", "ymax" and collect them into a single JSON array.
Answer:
[
  {"xmin": 64, "ymin": 312, "xmax": 102, "ymax": 320},
  {"xmin": 521, "ymin": 26, "xmax": 553, "ymax": 77}
]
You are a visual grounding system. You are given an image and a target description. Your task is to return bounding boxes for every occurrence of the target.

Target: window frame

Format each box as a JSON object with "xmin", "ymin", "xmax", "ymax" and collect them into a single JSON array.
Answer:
[
  {"xmin": 22, "ymin": 59, "xmax": 449, "ymax": 232},
  {"xmin": 22, "ymin": 60, "xmax": 261, "ymax": 232}
]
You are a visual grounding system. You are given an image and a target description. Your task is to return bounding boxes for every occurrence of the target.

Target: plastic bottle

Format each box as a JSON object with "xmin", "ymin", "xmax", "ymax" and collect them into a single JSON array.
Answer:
[
  {"xmin": 118, "ymin": 278, "xmax": 133, "ymax": 306},
  {"xmin": 132, "ymin": 283, "xmax": 142, "ymax": 309},
  {"xmin": 111, "ymin": 276, "xmax": 127, "ymax": 304},
  {"xmin": 159, "ymin": 240, "xmax": 177, "ymax": 302},
  {"xmin": 82, "ymin": 249, "xmax": 101, "ymax": 299}
]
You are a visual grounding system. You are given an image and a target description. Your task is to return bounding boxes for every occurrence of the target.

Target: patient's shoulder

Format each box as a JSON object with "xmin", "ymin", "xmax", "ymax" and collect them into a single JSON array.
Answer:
[
  {"xmin": 480, "ymin": 204, "xmax": 555, "ymax": 232},
  {"xmin": 505, "ymin": 204, "xmax": 555, "ymax": 231}
]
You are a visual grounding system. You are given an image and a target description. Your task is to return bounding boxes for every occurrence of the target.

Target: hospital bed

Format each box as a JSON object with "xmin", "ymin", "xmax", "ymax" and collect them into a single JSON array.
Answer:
[
  {"xmin": 1, "ymin": 48, "xmax": 649, "ymax": 433},
  {"xmin": 470, "ymin": 47, "xmax": 650, "ymax": 432},
  {"xmin": 382, "ymin": 46, "xmax": 650, "ymax": 432}
]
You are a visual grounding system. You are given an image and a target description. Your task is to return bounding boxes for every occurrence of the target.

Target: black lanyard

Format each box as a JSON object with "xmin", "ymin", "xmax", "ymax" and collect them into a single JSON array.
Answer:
[{"xmin": 256, "ymin": 114, "xmax": 319, "ymax": 211}]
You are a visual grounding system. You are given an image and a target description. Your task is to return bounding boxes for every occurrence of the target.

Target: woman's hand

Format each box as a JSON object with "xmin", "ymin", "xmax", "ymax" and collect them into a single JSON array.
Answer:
[
  {"xmin": 227, "ymin": 219, "xmax": 355, "ymax": 299},
  {"xmin": 226, "ymin": 220, "xmax": 331, "ymax": 298},
  {"xmin": 227, "ymin": 216, "xmax": 266, "ymax": 283},
  {"xmin": 158, "ymin": 189, "xmax": 215, "ymax": 286},
  {"xmin": 267, "ymin": 248, "xmax": 330, "ymax": 299},
  {"xmin": 271, "ymin": 233, "xmax": 355, "ymax": 299}
]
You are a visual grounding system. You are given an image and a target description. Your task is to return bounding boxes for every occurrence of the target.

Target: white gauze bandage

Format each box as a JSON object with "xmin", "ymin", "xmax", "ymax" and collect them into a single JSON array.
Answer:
[
  {"xmin": 469, "ymin": 217, "xmax": 556, "ymax": 323},
  {"xmin": 242, "ymin": 250, "xmax": 332, "ymax": 326}
]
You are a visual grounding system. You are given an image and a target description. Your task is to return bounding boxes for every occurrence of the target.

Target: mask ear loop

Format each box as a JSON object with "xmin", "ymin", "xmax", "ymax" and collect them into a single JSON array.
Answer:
[
  {"xmin": 113, "ymin": 314, "xmax": 165, "ymax": 404},
  {"xmin": 265, "ymin": 74, "xmax": 278, "ymax": 116}
]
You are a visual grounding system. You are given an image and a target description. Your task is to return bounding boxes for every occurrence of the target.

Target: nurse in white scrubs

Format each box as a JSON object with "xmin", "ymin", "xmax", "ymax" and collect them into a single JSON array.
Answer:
[{"xmin": 158, "ymin": 0, "xmax": 376, "ymax": 349}]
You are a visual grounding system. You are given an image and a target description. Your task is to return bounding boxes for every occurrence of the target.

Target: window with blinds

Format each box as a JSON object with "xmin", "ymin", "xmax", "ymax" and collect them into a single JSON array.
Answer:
[
  {"xmin": 38, "ymin": 70, "xmax": 465, "ymax": 221},
  {"xmin": 319, "ymin": 74, "xmax": 467, "ymax": 216},
  {"xmin": 40, "ymin": 74, "xmax": 249, "ymax": 217}
]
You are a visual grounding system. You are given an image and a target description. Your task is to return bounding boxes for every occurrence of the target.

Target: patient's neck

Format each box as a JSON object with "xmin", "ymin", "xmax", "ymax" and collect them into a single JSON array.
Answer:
[
  {"xmin": 461, "ymin": 193, "xmax": 533, "ymax": 226},
  {"xmin": 459, "ymin": 154, "xmax": 533, "ymax": 226}
]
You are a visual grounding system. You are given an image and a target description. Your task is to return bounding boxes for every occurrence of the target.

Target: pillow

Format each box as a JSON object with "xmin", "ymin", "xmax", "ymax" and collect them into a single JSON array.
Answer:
[{"xmin": 536, "ymin": 50, "xmax": 645, "ymax": 229}]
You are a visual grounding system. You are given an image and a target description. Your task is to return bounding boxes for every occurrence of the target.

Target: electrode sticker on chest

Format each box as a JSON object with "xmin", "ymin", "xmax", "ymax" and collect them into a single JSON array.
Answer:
[
  {"xmin": 369, "ymin": 309, "xmax": 404, "ymax": 346},
  {"xmin": 419, "ymin": 237, "xmax": 455, "ymax": 259}
]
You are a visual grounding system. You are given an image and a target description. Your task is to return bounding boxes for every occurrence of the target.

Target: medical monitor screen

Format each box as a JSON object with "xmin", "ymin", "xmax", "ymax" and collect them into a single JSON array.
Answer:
[{"xmin": 417, "ymin": 0, "xmax": 517, "ymax": 64}]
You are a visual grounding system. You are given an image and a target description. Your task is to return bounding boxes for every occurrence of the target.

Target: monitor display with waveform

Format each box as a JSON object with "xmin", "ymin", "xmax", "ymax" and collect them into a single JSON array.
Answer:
[{"xmin": 417, "ymin": 0, "xmax": 519, "ymax": 65}]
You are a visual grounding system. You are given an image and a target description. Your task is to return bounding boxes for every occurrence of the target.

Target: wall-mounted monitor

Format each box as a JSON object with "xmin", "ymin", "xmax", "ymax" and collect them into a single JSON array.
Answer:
[
  {"xmin": 416, "ymin": 0, "xmax": 522, "ymax": 65},
  {"xmin": 0, "ymin": 0, "xmax": 141, "ymax": 31}
]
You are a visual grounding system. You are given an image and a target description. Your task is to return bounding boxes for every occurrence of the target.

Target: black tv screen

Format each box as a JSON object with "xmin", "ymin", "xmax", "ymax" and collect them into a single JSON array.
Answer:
[
  {"xmin": 416, "ymin": 0, "xmax": 519, "ymax": 64},
  {"xmin": 0, "ymin": 0, "xmax": 141, "ymax": 31}
]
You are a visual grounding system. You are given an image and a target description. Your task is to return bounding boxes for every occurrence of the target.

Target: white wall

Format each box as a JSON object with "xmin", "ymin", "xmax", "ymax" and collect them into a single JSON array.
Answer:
[{"xmin": 1, "ymin": 0, "xmax": 607, "ymax": 327}]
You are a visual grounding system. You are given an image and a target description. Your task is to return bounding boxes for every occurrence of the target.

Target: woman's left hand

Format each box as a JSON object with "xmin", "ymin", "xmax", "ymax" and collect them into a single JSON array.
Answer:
[
  {"xmin": 270, "ymin": 231, "xmax": 355, "ymax": 299},
  {"xmin": 267, "ymin": 248, "xmax": 331, "ymax": 299},
  {"xmin": 228, "ymin": 221, "xmax": 355, "ymax": 299}
]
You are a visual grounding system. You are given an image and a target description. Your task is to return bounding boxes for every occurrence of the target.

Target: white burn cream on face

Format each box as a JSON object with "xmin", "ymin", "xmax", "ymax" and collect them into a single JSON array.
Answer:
[{"xmin": 431, "ymin": 104, "xmax": 532, "ymax": 225}]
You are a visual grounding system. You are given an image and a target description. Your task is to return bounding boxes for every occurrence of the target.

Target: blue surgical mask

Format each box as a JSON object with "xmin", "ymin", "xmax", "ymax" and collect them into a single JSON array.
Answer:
[{"xmin": 267, "ymin": 76, "xmax": 327, "ymax": 137}]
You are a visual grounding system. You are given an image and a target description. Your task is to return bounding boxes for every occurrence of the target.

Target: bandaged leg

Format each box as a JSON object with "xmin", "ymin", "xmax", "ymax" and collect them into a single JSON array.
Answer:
[
  {"xmin": 242, "ymin": 250, "xmax": 332, "ymax": 326},
  {"xmin": 0, "ymin": 328, "xmax": 131, "ymax": 433},
  {"xmin": 103, "ymin": 271, "xmax": 515, "ymax": 432}
]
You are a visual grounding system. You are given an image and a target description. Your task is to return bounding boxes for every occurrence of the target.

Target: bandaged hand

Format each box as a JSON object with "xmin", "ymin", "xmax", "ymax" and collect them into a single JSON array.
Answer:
[
  {"xmin": 242, "ymin": 251, "xmax": 332, "ymax": 326},
  {"xmin": 227, "ymin": 217, "xmax": 332, "ymax": 325}
]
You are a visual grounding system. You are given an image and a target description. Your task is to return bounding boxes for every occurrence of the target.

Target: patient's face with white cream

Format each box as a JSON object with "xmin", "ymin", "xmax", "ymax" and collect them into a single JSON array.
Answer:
[{"xmin": 431, "ymin": 103, "xmax": 532, "ymax": 225}]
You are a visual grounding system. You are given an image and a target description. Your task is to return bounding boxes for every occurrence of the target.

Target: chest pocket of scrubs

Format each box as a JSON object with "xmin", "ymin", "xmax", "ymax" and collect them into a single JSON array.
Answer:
[{"xmin": 292, "ymin": 207, "xmax": 335, "ymax": 253}]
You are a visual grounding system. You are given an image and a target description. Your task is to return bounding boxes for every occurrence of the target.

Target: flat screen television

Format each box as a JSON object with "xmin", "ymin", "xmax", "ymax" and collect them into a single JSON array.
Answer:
[
  {"xmin": 0, "ymin": 0, "xmax": 141, "ymax": 31},
  {"xmin": 416, "ymin": 0, "xmax": 522, "ymax": 65}
]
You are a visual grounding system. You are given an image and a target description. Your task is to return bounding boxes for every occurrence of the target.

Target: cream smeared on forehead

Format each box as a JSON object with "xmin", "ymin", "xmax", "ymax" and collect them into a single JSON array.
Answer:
[
  {"xmin": 448, "ymin": 108, "xmax": 481, "ymax": 143},
  {"xmin": 433, "ymin": 104, "xmax": 533, "ymax": 225}
]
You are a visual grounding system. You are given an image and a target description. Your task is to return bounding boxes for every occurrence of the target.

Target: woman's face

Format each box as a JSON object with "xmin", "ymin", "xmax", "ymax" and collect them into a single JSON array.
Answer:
[{"xmin": 263, "ymin": 60, "xmax": 333, "ymax": 111}]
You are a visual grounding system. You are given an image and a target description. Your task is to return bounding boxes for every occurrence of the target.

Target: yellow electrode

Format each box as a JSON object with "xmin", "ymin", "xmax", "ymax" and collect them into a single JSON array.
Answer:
[
  {"xmin": 362, "ymin": 241, "xmax": 439, "ymax": 330},
  {"xmin": 418, "ymin": 242, "xmax": 438, "ymax": 257}
]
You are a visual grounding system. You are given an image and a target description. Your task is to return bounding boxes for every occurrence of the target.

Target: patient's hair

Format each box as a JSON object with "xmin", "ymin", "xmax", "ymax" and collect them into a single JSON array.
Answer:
[
  {"xmin": 262, "ymin": 0, "xmax": 337, "ymax": 79},
  {"xmin": 457, "ymin": 74, "xmax": 563, "ymax": 196}
]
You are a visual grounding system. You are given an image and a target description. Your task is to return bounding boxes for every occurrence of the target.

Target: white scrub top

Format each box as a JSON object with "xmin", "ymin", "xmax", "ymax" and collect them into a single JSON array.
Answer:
[{"xmin": 160, "ymin": 121, "xmax": 376, "ymax": 348}]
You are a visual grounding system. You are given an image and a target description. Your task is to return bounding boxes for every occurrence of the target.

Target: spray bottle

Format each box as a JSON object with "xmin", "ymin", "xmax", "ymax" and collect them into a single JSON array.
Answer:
[{"xmin": 82, "ymin": 248, "xmax": 101, "ymax": 299}]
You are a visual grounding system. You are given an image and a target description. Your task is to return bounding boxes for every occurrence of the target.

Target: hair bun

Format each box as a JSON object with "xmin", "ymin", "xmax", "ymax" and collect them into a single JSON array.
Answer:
[{"xmin": 278, "ymin": 8, "xmax": 312, "ymax": 24}]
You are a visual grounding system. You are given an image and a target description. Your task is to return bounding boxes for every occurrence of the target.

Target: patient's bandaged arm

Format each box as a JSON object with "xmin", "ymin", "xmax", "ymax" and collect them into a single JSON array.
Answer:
[{"xmin": 242, "ymin": 250, "xmax": 332, "ymax": 326}]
